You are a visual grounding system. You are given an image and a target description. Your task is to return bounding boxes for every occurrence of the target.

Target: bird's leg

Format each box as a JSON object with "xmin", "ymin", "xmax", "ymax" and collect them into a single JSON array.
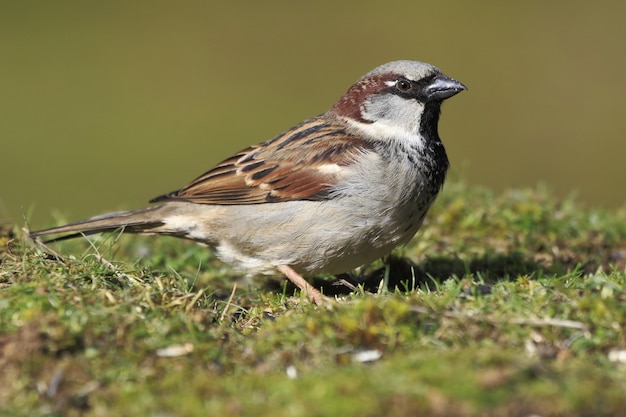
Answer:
[{"xmin": 276, "ymin": 264, "xmax": 325, "ymax": 305}]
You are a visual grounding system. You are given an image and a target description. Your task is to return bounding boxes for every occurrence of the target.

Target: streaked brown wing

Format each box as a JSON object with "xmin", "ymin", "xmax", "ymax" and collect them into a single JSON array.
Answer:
[{"xmin": 151, "ymin": 117, "xmax": 372, "ymax": 205}]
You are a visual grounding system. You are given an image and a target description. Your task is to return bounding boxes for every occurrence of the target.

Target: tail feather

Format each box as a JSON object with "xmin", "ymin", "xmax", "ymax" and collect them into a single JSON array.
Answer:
[{"xmin": 29, "ymin": 206, "xmax": 167, "ymax": 243}]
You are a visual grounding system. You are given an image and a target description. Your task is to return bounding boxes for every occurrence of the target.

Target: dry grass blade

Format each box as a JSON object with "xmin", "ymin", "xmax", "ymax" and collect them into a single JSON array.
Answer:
[
  {"xmin": 219, "ymin": 283, "xmax": 237, "ymax": 323},
  {"xmin": 409, "ymin": 305, "xmax": 589, "ymax": 331}
]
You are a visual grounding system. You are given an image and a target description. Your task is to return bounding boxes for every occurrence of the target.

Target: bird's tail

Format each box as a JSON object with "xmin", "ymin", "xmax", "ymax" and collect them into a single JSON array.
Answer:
[{"xmin": 29, "ymin": 205, "xmax": 168, "ymax": 244}]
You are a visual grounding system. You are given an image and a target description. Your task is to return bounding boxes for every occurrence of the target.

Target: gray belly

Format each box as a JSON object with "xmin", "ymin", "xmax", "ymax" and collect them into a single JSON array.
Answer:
[{"xmin": 202, "ymin": 193, "xmax": 435, "ymax": 276}]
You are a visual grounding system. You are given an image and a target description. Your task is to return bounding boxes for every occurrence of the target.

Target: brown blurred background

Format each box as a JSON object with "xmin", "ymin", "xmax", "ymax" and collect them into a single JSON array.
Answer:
[{"xmin": 2, "ymin": 1, "xmax": 625, "ymax": 227}]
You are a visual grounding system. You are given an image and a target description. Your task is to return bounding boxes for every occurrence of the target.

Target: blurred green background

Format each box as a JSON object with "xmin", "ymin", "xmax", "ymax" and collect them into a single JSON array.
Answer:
[{"xmin": 2, "ymin": 1, "xmax": 625, "ymax": 227}]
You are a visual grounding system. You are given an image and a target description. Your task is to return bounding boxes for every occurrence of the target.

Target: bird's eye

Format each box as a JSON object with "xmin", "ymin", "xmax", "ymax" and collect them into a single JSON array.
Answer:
[{"xmin": 396, "ymin": 79, "xmax": 412, "ymax": 92}]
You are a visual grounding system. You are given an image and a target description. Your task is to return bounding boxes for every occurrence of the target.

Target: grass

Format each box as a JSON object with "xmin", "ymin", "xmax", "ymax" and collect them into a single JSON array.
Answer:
[{"xmin": 1, "ymin": 181, "xmax": 626, "ymax": 416}]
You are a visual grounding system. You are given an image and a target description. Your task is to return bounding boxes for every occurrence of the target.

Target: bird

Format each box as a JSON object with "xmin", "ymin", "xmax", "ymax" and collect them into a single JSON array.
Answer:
[{"xmin": 29, "ymin": 60, "xmax": 466, "ymax": 305}]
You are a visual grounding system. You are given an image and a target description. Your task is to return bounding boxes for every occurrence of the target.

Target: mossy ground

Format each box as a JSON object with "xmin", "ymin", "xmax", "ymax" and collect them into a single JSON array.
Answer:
[{"xmin": 2, "ymin": 182, "xmax": 626, "ymax": 416}]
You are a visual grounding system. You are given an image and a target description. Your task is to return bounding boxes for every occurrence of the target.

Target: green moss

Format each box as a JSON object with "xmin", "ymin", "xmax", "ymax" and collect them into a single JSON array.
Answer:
[{"xmin": 1, "ymin": 182, "xmax": 626, "ymax": 416}]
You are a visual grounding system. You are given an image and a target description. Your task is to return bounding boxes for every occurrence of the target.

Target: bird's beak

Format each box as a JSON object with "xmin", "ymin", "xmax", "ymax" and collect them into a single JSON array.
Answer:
[{"xmin": 425, "ymin": 75, "xmax": 466, "ymax": 101}]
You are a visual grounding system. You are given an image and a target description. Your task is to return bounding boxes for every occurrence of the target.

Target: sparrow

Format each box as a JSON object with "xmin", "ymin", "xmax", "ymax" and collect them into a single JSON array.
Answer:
[{"xmin": 29, "ymin": 60, "xmax": 466, "ymax": 305}]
